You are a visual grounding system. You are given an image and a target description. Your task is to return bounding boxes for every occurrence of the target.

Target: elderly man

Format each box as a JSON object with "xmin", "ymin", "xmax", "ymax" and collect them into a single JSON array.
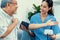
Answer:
[
  {"xmin": 0, "ymin": 0, "xmax": 18, "ymax": 40},
  {"xmin": 0, "ymin": 0, "xmax": 32, "ymax": 40}
]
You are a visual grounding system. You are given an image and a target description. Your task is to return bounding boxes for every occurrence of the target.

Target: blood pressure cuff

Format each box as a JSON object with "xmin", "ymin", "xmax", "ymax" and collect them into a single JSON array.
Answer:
[{"xmin": 20, "ymin": 21, "xmax": 29, "ymax": 29}]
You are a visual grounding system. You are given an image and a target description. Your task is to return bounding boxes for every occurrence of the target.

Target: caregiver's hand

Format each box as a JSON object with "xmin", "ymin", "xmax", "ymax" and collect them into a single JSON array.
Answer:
[
  {"xmin": 46, "ymin": 19, "xmax": 58, "ymax": 26},
  {"xmin": 49, "ymin": 34, "xmax": 56, "ymax": 40}
]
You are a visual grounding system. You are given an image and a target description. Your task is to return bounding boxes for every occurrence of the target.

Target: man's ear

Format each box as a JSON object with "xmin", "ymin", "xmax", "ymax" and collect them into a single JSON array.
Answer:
[{"xmin": 6, "ymin": 3, "xmax": 10, "ymax": 7}]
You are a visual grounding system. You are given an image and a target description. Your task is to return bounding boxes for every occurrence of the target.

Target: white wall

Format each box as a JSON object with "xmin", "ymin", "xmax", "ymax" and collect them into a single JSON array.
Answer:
[
  {"xmin": 15, "ymin": 0, "xmax": 42, "ymax": 22},
  {"xmin": 54, "ymin": 5, "xmax": 60, "ymax": 27},
  {"xmin": 0, "ymin": 0, "xmax": 1, "ymax": 6}
]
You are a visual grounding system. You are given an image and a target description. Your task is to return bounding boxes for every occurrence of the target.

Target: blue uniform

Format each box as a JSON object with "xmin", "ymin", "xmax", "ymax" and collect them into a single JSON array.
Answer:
[{"xmin": 30, "ymin": 13, "xmax": 60, "ymax": 40}]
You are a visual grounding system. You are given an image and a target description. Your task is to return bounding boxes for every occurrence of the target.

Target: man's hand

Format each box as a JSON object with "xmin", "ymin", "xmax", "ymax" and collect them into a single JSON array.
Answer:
[
  {"xmin": 46, "ymin": 19, "xmax": 58, "ymax": 26},
  {"xmin": 20, "ymin": 25, "xmax": 35, "ymax": 36},
  {"xmin": 0, "ymin": 18, "xmax": 18, "ymax": 38},
  {"xmin": 12, "ymin": 18, "xmax": 18, "ymax": 25},
  {"xmin": 20, "ymin": 24, "xmax": 27, "ymax": 31}
]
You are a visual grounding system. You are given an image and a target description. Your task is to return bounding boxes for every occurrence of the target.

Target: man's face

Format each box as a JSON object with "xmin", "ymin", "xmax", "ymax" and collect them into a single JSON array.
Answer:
[{"xmin": 9, "ymin": 0, "xmax": 18, "ymax": 14}]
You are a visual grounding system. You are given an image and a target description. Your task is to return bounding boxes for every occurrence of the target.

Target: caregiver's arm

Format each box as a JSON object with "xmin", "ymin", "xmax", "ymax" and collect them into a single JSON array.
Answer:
[
  {"xmin": 20, "ymin": 20, "xmax": 58, "ymax": 36},
  {"xmin": 28, "ymin": 20, "xmax": 58, "ymax": 29}
]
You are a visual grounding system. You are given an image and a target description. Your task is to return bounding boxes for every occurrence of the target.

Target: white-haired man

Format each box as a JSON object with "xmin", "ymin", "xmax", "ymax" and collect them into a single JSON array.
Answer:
[{"xmin": 0, "ymin": 0, "xmax": 18, "ymax": 40}]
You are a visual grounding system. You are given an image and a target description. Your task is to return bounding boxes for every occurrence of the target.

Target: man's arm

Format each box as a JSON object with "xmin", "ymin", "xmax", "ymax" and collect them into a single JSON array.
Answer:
[{"xmin": 0, "ymin": 18, "xmax": 18, "ymax": 38}]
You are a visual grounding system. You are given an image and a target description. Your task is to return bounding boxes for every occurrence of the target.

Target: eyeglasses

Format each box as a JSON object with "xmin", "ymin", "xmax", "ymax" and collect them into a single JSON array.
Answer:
[{"xmin": 9, "ymin": 2, "xmax": 17, "ymax": 5}]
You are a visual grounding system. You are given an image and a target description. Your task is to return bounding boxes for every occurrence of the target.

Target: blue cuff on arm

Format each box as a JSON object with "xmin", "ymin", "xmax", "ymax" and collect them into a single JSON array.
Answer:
[{"xmin": 20, "ymin": 21, "xmax": 29, "ymax": 29}]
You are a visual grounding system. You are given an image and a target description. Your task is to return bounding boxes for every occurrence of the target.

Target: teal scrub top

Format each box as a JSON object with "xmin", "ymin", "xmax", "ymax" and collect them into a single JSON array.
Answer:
[{"xmin": 30, "ymin": 13, "xmax": 60, "ymax": 40}]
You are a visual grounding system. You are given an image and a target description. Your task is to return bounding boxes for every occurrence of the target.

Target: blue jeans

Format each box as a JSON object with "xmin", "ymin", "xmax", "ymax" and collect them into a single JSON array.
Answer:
[{"xmin": 17, "ymin": 29, "xmax": 34, "ymax": 40}]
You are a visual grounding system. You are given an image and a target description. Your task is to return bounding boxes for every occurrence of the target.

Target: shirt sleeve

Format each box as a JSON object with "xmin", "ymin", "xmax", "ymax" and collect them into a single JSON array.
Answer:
[
  {"xmin": 0, "ymin": 18, "xmax": 7, "ymax": 37},
  {"xmin": 30, "ymin": 16, "xmax": 35, "ymax": 33},
  {"xmin": 51, "ymin": 17, "xmax": 60, "ymax": 34},
  {"xmin": 30, "ymin": 16, "xmax": 35, "ymax": 24}
]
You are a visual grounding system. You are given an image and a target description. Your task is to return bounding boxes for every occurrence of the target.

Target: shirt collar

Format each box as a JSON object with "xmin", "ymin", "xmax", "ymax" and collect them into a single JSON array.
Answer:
[
  {"xmin": 38, "ymin": 13, "xmax": 51, "ymax": 23},
  {"xmin": 0, "ymin": 8, "xmax": 13, "ymax": 19}
]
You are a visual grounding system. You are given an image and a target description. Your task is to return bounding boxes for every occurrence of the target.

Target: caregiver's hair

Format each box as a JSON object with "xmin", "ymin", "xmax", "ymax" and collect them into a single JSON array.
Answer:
[
  {"xmin": 42, "ymin": 0, "xmax": 54, "ymax": 16},
  {"xmin": 1, "ymin": 0, "xmax": 12, "ymax": 8}
]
